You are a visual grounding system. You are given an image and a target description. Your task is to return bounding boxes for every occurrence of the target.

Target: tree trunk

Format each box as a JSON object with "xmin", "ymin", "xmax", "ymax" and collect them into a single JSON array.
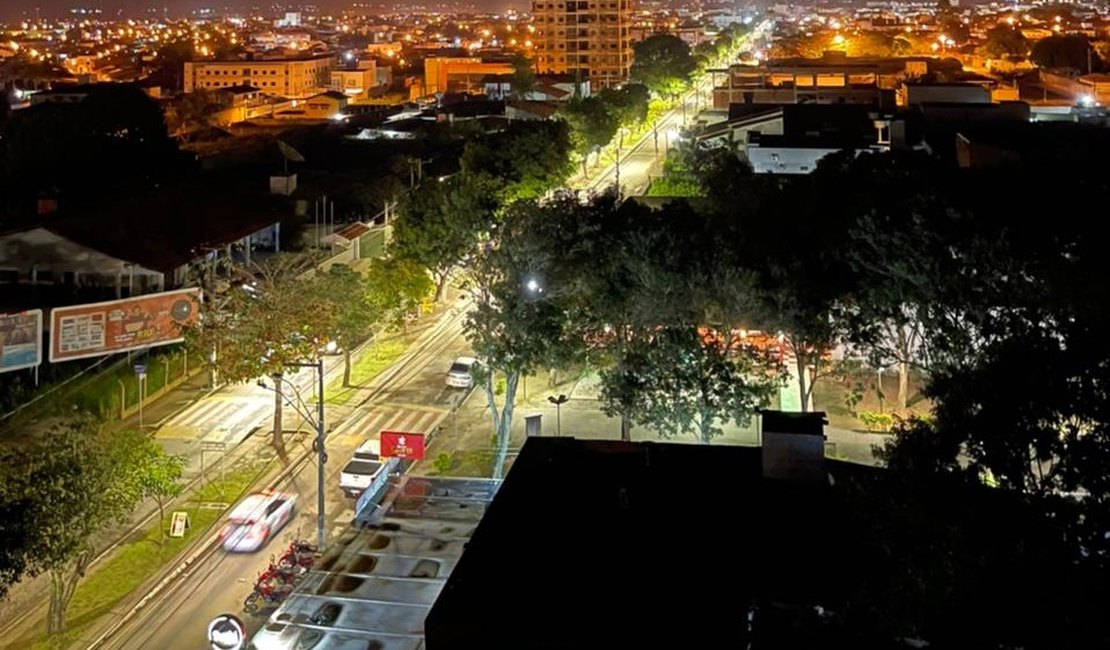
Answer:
[
  {"xmin": 48, "ymin": 551, "xmax": 90, "ymax": 638},
  {"xmin": 272, "ymin": 373, "xmax": 289, "ymax": 465},
  {"xmin": 433, "ymin": 271, "xmax": 448, "ymax": 302},
  {"xmin": 620, "ymin": 414, "xmax": 631, "ymax": 442},
  {"xmin": 898, "ymin": 360, "xmax": 910, "ymax": 411},
  {"xmin": 343, "ymin": 349, "xmax": 352, "ymax": 388},
  {"xmin": 488, "ymin": 371, "xmax": 521, "ymax": 479},
  {"xmin": 157, "ymin": 497, "xmax": 166, "ymax": 543},
  {"xmin": 795, "ymin": 353, "xmax": 810, "ymax": 413}
]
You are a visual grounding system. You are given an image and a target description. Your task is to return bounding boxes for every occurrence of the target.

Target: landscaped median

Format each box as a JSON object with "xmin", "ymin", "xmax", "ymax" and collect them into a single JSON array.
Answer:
[
  {"xmin": 3, "ymin": 457, "xmax": 271, "ymax": 650},
  {"xmin": 325, "ymin": 337, "xmax": 411, "ymax": 406}
]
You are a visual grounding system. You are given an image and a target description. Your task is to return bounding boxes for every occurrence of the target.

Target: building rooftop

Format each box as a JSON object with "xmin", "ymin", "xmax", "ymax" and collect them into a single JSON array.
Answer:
[
  {"xmin": 426, "ymin": 438, "xmax": 879, "ymax": 649},
  {"xmin": 251, "ymin": 477, "xmax": 499, "ymax": 649}
]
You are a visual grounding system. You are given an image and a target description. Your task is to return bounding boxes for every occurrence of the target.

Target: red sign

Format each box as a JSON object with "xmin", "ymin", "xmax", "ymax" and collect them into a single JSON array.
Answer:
[
  {"xmin": 380, "ymin": 431, "xmax": 426, "ymax": 460},
  {"xmin": 49, "ymin": 289, "xmax": 200, "ymax": 363}
]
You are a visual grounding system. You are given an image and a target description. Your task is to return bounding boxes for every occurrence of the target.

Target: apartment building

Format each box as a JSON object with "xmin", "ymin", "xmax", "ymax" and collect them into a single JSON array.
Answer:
[
  {"xmin": 184, "ymin": 53, "xmax": 335, "ymax": 99},
  {"xmin": 532, "ymin": 0, "xmax": 632, "ymax": 87}
]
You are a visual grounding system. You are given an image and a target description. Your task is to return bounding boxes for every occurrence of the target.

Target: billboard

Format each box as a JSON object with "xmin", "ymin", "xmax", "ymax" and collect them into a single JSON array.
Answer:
[
  {"xmin": 380, "ymin": 431, "xmax": 426, "ymax": 460},
  {"xmin": 0, "ymin": 309, "xmax": 43, "ymax": 373},
  {"xmin": 49, "ymin": 289, "xmax": 200, "ymax": 363}
]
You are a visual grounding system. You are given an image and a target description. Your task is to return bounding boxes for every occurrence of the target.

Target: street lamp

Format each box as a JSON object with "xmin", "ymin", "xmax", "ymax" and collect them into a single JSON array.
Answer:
[
  {"xmin": 257, "ymin": 358, "xmax": 326, "ymax": 549},
  {"xmin": 547, "ymin": 394, "xmax": 569, "ymax": 437}
]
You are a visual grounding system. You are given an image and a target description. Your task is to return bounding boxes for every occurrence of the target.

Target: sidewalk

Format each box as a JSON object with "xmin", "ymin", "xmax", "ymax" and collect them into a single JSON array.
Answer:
[{"xmin": 415, "ymin": 368, "xmax": 888, "ymax": 480}]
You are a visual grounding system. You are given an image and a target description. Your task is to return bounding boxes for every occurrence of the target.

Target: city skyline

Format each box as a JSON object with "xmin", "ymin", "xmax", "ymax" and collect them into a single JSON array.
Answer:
[{"xmin": 1, "ymin": 0, "xmax": 531, "ymax": 22}]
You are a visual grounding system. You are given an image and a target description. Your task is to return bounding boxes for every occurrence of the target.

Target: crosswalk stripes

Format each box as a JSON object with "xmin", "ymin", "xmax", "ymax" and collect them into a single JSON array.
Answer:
[{"xmin": 337, "ymin": 408, "xmax": 446, "ymax": 440}]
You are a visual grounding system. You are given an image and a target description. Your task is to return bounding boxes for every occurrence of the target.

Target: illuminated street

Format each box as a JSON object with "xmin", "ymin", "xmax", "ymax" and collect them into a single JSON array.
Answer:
[{"xmin": 95, "ymin": 311, "xmax": 472, "ymax": 648}]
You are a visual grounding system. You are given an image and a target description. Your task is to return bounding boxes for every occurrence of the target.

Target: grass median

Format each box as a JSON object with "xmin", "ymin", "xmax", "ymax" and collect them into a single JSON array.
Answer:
[
  {"xmin": 10, "ymin": 460, "xmax": 268, "ymax": 650},
  {"xmin": 325, "ymin": 338, "xmax": 410, "ymax": 406}
]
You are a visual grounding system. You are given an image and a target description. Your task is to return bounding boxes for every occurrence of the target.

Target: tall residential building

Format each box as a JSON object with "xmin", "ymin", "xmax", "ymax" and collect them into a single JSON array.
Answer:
[
  {"xmin": 184, "ymin": 53, "xmax": 335, "ymax": 99},
  {"xmin": 532, "ymin": 0, "xmax": 632, "ymax": 88}
]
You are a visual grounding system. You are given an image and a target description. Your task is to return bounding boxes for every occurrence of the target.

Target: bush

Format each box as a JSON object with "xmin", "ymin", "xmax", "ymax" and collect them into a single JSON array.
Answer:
[
  {"xmin": 433, "ymin": 452, "xmax": 453, "ymax": 475},
  {"xmin": 858, "ymin": 411, "xmax": 894, "ymax": 432}
]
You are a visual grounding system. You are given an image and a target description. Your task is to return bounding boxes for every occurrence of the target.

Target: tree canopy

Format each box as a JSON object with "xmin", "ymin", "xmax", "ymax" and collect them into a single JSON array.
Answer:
[
  {"xmin": 459, "ymin": 120, "xmax": 573, "ymax": 201},
  {"xmin": 1031, "ymin": 34, "xmax": 1100, "ymax": 72},
  {"xmin": 630, "ymin": 34, "xmax": 698, "ymax": 97}
]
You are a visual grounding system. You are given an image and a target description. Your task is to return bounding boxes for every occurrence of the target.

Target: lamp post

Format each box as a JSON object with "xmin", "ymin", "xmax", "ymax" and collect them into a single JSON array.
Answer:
[
  {"xmin": 547, "ymin": 394, "xmax": 569, "ymax": 437},
  {"xmin": 260, "ymin": 359, "xmax": 326, "ymax": 549}
]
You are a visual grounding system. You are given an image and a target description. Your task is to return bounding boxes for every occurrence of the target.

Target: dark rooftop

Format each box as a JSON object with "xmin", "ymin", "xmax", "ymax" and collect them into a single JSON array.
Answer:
[
  {"xmin": 426, "ymin": 438, "xmax": 879, "ymax": 649},
  {"xmin": 42, "ymin": 175, "xmax": 287, "ymax": 273},
  {"xmin": 426, "ymin": 437, "xmax": 1083, "ymax": 649}
]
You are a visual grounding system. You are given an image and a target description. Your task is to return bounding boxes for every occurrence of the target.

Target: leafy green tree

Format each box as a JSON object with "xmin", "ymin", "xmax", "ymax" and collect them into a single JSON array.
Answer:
[
  {"xmin": 463, "ymin": 200, "xmax": 579, "ymax": 477},
  {"xmin": 559, "ymin": 96, "xmax": 619, "ymax": 174},
  {"xmin": 459, "ymin": 120, "xmax": 573, "ymax": 201},
  {"xmin": 363, "ymin": 256, "xmax": 434, "ymax": 328},
  {"xmin": 631, "ymin": 34, "xmax": 698, "ymax": 97},
  {"xmin": 608, "ymin": 325, "xmax": 778, "ymax": 442},
  {"xmin": 352, "ymin": 175, "xmax": 406, "ymax": 219},
  {"xmin": 980, "ymin": 25, "xmax": 1029, "ymax": 59},
  {"xmin": 170, "ymin": 89, "xmax": 222, "ymax": 139},
  {"xmin": 318, "ymin": 264, "xmax": 378, "ymax": 387},
  {"xmin": 1031, "ymin": 34, "xmax": 1100, "ymax": 72},
  {"xmin": 508, "ymin": 53, "xmax": 538, "ymax": 100},
  {"xmin": 596, "ymin": 83, "xmax": 650, "ymax": 129},
  {"xmin": 190, "ymin": 254, "xmax": 338, "ymax": 463},
  {"xmin": 137, "ymin": 447, "xmax": 186, "ymax": 543},
  {"xmin": 393, "ymin": 174, "xmax": 499, "ymax": 301},
  {"xmin": 0, "ymin": 420, "xmax": 160, "ymax": 636}
]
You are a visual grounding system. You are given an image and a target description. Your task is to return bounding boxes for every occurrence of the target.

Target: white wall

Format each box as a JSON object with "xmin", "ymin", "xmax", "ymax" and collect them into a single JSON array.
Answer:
[{"xmin": 747, "ymin": 146, "xmax": 836, "ymax": 174}]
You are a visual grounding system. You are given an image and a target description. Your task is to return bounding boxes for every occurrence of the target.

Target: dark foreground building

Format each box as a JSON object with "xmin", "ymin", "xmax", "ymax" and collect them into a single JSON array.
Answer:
[{"xmin": 425, "ymin": 433, "xmax": 1083, "ymax": 650}]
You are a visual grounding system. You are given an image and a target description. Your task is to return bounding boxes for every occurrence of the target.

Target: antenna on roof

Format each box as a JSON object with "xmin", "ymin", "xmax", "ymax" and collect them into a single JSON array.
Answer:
[{"xmin": 276, "ymin": 140, "xmax": 305, "ymax": 175}]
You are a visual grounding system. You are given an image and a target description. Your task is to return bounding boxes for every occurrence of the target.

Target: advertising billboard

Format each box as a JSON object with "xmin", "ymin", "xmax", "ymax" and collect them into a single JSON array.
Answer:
[
  {"xmin": 49, "ymin": 289, "xmax": 201, "ymax": 363},
  {"xmin": 0, "ymin": 309, "xmax": 43, "ymax": 373},
  {"xmin": 380, "ymin": 431, "xmax": 426, "ymax": 460}
]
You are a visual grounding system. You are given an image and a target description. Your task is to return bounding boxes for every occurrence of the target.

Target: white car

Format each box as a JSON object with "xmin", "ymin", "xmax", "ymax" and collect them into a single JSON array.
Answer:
[
  {"xmin": 219, "ymin": 490, "xmax": 297, "ymax": 553},
  {"xmin": 339, "ymin": 459, "xmax": 385, "ymax": 499},
  {"xmin": 352, "ymin": 438, "xmax": 380, "ymax": 462},
  {"xmin": 445, "ymin": 356, "xmax": 477, "ymax": 388}
]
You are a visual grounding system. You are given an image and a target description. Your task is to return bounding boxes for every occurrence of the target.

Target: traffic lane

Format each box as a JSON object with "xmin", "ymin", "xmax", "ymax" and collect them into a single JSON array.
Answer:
[
  {"xmin": 376, "ymin": 320, "xmax": 474, "ymax": 408},
  {"xmin": 108, "ymin": 319, "xmax": 467, "ymax": 648},
  {"xmin": 111, "ymin": 456, "xmax": 355, "ymax": 649}
]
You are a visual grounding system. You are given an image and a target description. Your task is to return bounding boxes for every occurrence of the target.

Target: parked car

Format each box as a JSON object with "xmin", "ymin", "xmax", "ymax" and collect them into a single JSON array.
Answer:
[
  {"xmin": 339, "ymin": 458, "xmax": 385, "ymax": 499},
  {"xmin": 445, "ymin": 356, "xmax": 477, "ymax": 389},
  {"xmin": 352, "ymin": 438, "xmax": 380, "ymax": 462},
  {"xmin": 219, "ymin": 490, "xmax": 297, "ymax": 553}
]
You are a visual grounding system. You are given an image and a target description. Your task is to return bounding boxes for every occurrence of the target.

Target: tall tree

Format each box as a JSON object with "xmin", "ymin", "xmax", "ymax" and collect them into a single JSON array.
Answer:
[
  {"xmin": 605, "ymin": 325, "xmax": 778, "ymax": 442},
  {"xmin": 630, "ymin": 34, "xmax": 698, "ymax": 97},
  {"xmin": 317, "ymin": 264, "xmax": 378, "ymax": 387},
  {"xmin": 508, "ymin": 53, "xmax": 538, "ymax": 100},
  {"xmin": 459, "ymin": 120, "xmax": 573, "ymax": 201},
  {"xmin": 0, "ymin": 420, "xmax": 162, "ymax": 636},
  {"xmin": 190, "ymin": 254, "xmax": 339, "ymax": 463},
  {"xmin": 393, "ymin": 174, "xmax": 499, "ymax": 301},
  {"xmin": 464, "ymin": 199, "xmax": 578, "ymax": 477},
  {"xmin": 1031, "ymin": 35, "xmax": 1099, "ymax": 72},
  {"xmin": 980, "ymin": 25, "xmax": 1029, "ymax": 59},
  {"xmin": 559, "ymin": 96, "xmax": 619, "ymax": 175},
  {"xmin": 363, "ymin": 257, "xmax": 434, "ymax": 329},
  {"xmin": 596, "ymin": 83, "xmax": 650, "ymax": 129}
]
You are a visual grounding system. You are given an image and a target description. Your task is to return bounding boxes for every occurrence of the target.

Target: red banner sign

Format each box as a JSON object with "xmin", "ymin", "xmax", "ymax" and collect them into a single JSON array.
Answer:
[
  {"xmin": 49, "ymin": 289, "xmax": 200, "ymax": 363},
  {"xmin": 380, "ymin": 431, "xmax": 426, "ymax": 460}
]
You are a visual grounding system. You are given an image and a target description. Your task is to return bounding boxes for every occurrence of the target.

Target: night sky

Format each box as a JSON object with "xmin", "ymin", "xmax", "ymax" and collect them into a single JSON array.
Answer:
[{"xmin": 2, "ymin": 0, "xmax": 527, "ymax": 20}]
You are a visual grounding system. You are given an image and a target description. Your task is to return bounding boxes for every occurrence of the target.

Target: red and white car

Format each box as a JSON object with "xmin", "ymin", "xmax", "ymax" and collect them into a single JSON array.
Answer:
[{"xmin": 219, "ymin": 490, "xmax": 297, "ymax": 553}]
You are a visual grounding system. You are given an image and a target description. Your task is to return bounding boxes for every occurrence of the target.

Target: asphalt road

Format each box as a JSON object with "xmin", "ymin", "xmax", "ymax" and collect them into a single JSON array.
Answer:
[{"xmin": 103, "ymin": 311, "xmax": 474, "ymax": 650}]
